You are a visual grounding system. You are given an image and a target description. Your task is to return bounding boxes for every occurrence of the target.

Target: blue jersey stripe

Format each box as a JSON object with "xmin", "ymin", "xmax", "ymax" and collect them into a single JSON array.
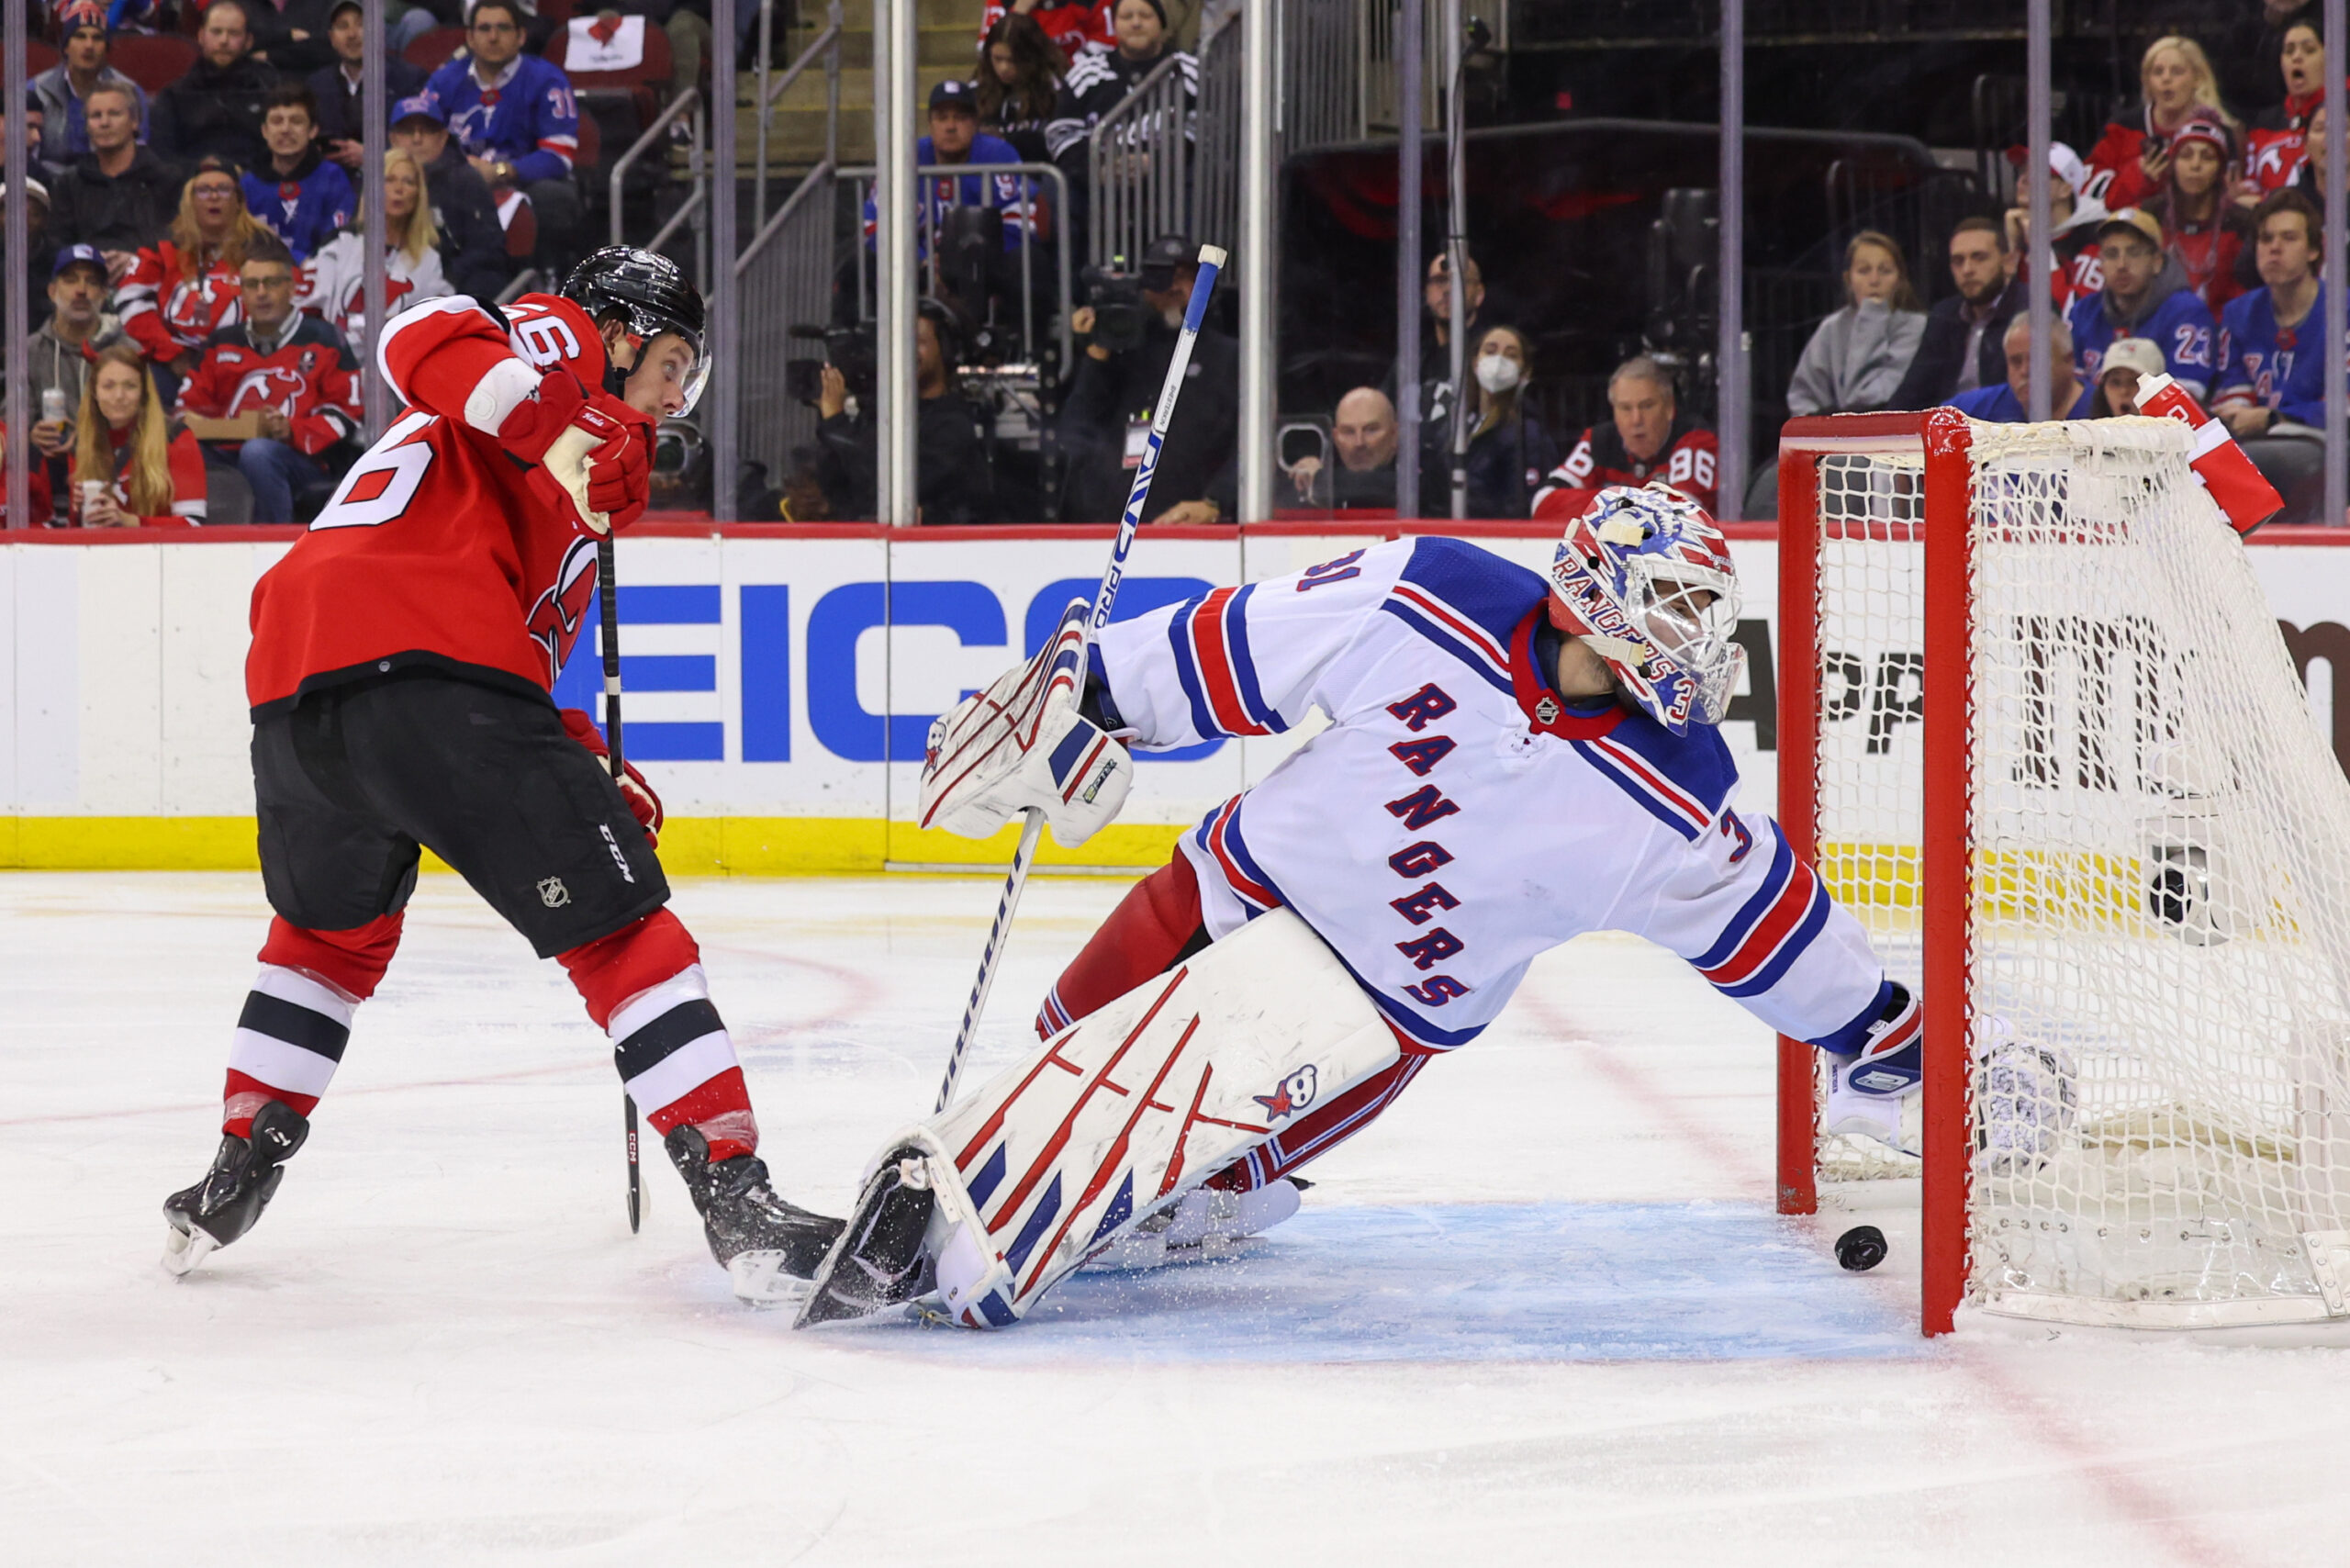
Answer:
[
  {"xmin": 1379, "ymin": 600, "xmax": 1515, "ymax": 696},
  {"xmin": 1572, "ymin": 738, "xmax": 1706, "ymax": 841},
  {"xmin": 1690, "ymin": 824, "xmax": 1796, "ymax": 970},
  {"xmin": 1225, "ymin": 583, "xmax": 1287, "ymax": 734},
  {"xmin": 1394, "ymin": 536, "xmax": 1549, "ymax": 648},
  {"xmin": 1165, "ymin": 598, "xmax": 1219, "ymax": 737}
]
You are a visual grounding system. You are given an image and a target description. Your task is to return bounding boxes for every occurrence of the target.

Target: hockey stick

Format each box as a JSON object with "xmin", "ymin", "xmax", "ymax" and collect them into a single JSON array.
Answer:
[
  {"xmin": 931, "ymin": 244, "xmax": 1229, "ymax": 1114},
  {"xmin": 597, "ymin": 534, "xmax": 643, "ymax": 1235}
]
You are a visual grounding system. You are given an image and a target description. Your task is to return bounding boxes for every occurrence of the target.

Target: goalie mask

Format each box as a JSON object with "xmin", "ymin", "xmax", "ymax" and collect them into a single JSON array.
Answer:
[{"xmin": 1547, "ymin": 485, "xmax": 1744, "ymax": 735}]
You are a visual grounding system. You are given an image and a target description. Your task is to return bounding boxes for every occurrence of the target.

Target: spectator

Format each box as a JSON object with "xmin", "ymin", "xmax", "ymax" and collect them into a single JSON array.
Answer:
[
  {"xmin": 2293, "ymin": 103, "xmax": 2331, "ymax": 218},
  {"xmin": 1061, "ymin": 232, "xmax": 1237, "ymax": 523},
  {"xmin": 2087, "ymin": 336, "xmax": 2165, "ymax": 417},
  {"xmin": 389, "ymin": 95, "xmax": 509, "ymax": 302},
  {"xmin": 308, "ymin": 0, "xmax": 428, "ymax": 175},
  {"xmin": 1889, "ymin": 216, "xmax": 2022, "ymax": 409},
  {"xmin": 1947, "ymin": 315, "xmax": 2094, "ymax": 421},
  {"xmin": 423, "ymin": 0, "xmax": 585, "ymax": 274},
  {"xmin": 151, "ymin": 1, "xmax": 281, "ymax": 171},
  {"xmin": 247, "ymin": 0, "xmax": 349, "ymax": 77},
  {"xmin": 1419, "ymin": 324, "xmax": 1559, "ymax": 518},
  {"xmin": 1786, "ymin": 229, "xmax": 1927, "ymax": 416},
  {"xmin": 2084, "ymin": 36, "xmax": 2241, "ymax": 213},
  {"xmin": 45, "ymin": 82, "xmax": 180, "ymax": 269},
  {"xmin": 2244, "ymin": 18, "xmax": 2323, "ymax": 198},
  {"xmin": 4, "ymin": 178, "xmax": 61, "ymax": 306},
  {"xmin": 814, "ymin": 303, "xmax": 994, "ymax": 524},
  {"xmin": 118, "ymin": 159, "xmax": 267, "ymax": 400},
  {"xmin": 862, "ymin": 81, "xmax": 1038, "ymax": 342},
  {"xmin": 977, "ymin": 12, "xmax": 1069, "ymax": 163},
  {"xmin": 31, "ymin": 2, "xmax": 151, "ymax": 174},
  {"xmin": 2004, "ymin": 141, "xmax": 2109, "ymax": 309},
  {"xmin": 299, "ymin": 146, "xmax": 451, "ymax": 342},
  {"xmin": 67, "ymin": 340, "xmax": 209, "ymax": 527},
  {"xmin": 2213, "ymin": 187, "xmax": 2329, "ymax": 513},
  {"xmin": 1287, "ymin": 386, "xmax": 1400, "ymax": 510},
  {"xmin": 8, "ymin": 101, "xmax": 54, "ymax": 186},
  {"xmin": 1045, "ymin": 0, "xmax": 1196, "ymax": 265},
  {"xmin": 1379, "ymin": 250, "xmax": 1488, "ymax": 399},
  {"xmin": 2068, "ymin": 207, "xmax": 2219, "ymax": 399},
  {"xmin": 1532, "ymin": 356, "xmax": 1718, "ymax": 519},
  {"xmin": 26, "ymin": 246, "xmax": 118, "ymax": 506},
  {"xmin": 979, "ymin": 0, "xmax": 1112, "ymax": 60},
  {"xmin": 2143, "ymin": 114, "xmax": 2250, "ymax": 312},
  {"xmin": 176, "ymin": 233, "xmax": 361, "ymax": 523},
  {"xmin": 241, "ymin": 86, "xmax": 353, "ymax": 263}
]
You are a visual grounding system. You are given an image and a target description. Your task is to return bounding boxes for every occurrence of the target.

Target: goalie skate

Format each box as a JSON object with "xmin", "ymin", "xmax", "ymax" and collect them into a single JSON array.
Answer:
[
  {"xmin": 1081, "ymin": 1177, "xmax": 1307, "ymax": 1271},
  {"xmin": 795, "ymin": 908, "xmax": 1396, "ymax": 1329}
]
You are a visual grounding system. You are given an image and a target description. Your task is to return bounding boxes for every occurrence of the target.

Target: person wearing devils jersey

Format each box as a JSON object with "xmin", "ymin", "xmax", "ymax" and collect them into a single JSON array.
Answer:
[
  {"xmin": 162, "ymin": 247, "xmax": 843, "ymax": 1301},
  {"xmin": 921, "ymin": 485, "xmax": 1923, "ymax": 1260},
  {"xmin": 116, "ymin": 158, "xmax": 269, "ymax": 401},
  {"xmin": 173, "ymin": 232, "xmax": 362, "ymax": 522},
  {"xmin": 1532, "ymin": 356, "xmax": 1719, "ymax": 520}
]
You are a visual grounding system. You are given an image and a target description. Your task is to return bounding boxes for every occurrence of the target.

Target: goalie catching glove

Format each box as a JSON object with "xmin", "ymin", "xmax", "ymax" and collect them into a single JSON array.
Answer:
[
  {"xmin": 498, "ymin": 368, "xmax": 651, "ymax": 535},
  {"xmin": 919, "ymin": 599, "xmax": 1133, "ymax": 848}
]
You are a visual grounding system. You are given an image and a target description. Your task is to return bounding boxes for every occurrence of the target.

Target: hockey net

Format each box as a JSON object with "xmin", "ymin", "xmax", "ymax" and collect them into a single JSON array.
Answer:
[{"xmin": 1779, "ymin": 410, "xmax": 2350, "ymax": 1331}]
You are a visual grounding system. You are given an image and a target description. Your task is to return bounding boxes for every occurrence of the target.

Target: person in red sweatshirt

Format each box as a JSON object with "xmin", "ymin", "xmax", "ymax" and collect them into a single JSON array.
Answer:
[
  {"xmin": 160, "ymin": 246, "xmax": 843, "ymax": 1305},
  {"xmin": 68, "ymin": 340, "xmax": 209, "ymax": 525}
]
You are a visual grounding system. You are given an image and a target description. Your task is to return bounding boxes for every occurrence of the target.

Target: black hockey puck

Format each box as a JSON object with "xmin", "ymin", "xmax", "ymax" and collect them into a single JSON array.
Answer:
[{"xmin": 1836, "ymin": 1225, "xmax": 1888, "ymax": 1272}]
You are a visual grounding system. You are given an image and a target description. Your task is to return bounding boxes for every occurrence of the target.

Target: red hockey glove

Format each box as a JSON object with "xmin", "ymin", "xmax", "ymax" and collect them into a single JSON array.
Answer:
[
  {"xmin": 586, "ymin": 391, "xmax": 656, "ymax": 533},
  {"xmin": 500, "ymin": 370, "xmax": 646, "ymax": 534},
  {"xmin": 561, "ymin": 708, "xmax": 666, "ymax": 846}
]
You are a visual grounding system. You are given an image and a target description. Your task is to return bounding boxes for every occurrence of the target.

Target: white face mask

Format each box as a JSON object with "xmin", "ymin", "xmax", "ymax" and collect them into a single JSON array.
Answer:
[{"xmin": 1475, "ymin": 353, "xmax": 1522, "ymax": 394}]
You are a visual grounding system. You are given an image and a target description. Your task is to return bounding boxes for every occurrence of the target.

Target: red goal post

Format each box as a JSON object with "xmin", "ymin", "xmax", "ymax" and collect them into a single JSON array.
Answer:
[{"xmin": 1776, "ymin": 408, "xmax": 2350, "ymax": 1337}]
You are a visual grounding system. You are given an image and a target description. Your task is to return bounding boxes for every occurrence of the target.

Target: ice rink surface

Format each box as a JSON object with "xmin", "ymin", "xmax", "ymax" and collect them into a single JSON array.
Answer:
[{"xmin": 9, "ymin": 871, "xmax": 2350, "ymax": 1566}]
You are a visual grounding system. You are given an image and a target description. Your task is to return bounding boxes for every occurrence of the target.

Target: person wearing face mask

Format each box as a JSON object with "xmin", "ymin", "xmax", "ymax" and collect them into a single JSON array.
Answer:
[
  {"xmin": 1062, "ymin": 231, "xmax": 1237, "ymax": 524},
  {"xmin": 1786, "ymin": 230, "xmax": 1928, "ymax": 416},
  {"xmin": 1418, "ymin": 325, "xmax": 1559, "ymax": 519}
]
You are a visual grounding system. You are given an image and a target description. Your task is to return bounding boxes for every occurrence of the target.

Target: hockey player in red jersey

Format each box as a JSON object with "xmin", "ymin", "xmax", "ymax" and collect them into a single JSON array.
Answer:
[{"xmin": 162, "ymin": 247, "xmax": 842, "ymax": 1302}]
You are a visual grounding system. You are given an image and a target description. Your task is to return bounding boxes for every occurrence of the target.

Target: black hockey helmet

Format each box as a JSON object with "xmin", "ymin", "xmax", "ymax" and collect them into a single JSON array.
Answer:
[{"xmin": 562, "ymin": 245, "xmax": 710, "ymax": 412}]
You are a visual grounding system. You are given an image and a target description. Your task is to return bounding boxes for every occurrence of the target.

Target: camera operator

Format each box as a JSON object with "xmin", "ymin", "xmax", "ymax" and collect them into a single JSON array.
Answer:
[
  {"xmin": 1061, "ymin": 232, "xmax": 1236, "ymax": 524},
  {"xmin": 812, "ymin": 300, "xmax": 995, "ymax": 524}
]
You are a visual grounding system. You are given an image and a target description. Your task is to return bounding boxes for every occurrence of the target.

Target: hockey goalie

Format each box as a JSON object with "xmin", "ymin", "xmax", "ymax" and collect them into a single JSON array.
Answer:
[{"xmin": 797, "ymin": 485, "xmax": 1923, "ymax": 1329}]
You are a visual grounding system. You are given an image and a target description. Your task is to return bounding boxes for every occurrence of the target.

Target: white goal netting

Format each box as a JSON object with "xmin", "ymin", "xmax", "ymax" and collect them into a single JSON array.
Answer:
[{"xmin": 1807, "ymin": 417, "xmax": 2350, "ymax": 1327}]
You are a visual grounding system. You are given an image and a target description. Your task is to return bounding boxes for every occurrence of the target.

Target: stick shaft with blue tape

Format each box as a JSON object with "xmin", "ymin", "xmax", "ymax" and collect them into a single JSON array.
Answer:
[{"xmin": 933, "ymin": 245, "xmax": 1228, "ymax": 1114}]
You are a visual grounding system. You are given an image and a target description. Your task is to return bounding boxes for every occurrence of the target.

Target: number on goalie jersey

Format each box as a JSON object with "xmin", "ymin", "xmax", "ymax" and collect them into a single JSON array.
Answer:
[
  {"xmin": 245, "ymin": 292, "xmax": 636, "ymax": 713},
  {"xmin": 1077, "ymin": 535, "xmax": 1913, "ymax": 1063}
]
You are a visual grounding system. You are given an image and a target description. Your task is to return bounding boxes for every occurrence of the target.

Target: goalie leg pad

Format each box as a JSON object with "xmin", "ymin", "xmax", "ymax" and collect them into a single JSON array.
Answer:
[{"xmin": 800, "ymin": 909, "xmax": 1397, "ymax": 1329}]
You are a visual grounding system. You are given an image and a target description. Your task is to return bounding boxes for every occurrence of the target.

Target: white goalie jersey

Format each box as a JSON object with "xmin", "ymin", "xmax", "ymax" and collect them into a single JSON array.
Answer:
[{"xmin": 1092, "ymin": 537, "xmax": 1908, "ymax": 1055}]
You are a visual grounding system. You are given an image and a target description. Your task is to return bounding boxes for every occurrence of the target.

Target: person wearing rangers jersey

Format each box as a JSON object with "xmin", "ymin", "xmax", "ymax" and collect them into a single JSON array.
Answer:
[
  {"xmin": 422, "ymin": 0, "xmax": 583, "ymax": 272},
  {"xmin": 1532, "ymin": 355, "xmax": 1719, "ymax": 520},
  {"xmin": 162, "ymin": 247, "xmax": 844, "ymax": 1300},
  {"xmin": 173, "ymin": 233, "xmax": 361, "ymax": 522},
  {"xmin": 240, "ymin": 86, "xmax": 354, "ymax": 264},
  {"xmin": 2065, "ymin": 207, "xmax": 2218, "ymax": 400},
  {"xmin": 2214, "ymin": 189, "xmax": 2329, "ymax": 434},
  {"xmin": 935, "ymin": 487, "xmax": 1923, "ymax": 1258}
]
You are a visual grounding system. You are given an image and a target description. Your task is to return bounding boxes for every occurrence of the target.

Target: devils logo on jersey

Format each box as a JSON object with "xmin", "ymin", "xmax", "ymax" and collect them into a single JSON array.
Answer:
[
  {"xmin": 229, "ymin": 365, "xmax": 315, "ymax": 415},
  {"xmin": 163, "ymin": 274, "xmax": 241, "ymax": 345},
  {"xmin": 523, "ymin": 534, "xmax": 602, "ymax": 684}
]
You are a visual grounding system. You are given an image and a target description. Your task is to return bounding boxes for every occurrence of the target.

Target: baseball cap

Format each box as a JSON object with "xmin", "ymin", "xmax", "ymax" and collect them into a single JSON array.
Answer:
[
  {"xmin": 2099, "ymin": 337, "xmax": 2167, "ymax": 378},
  {"xmin": 1138, "ymin": 231, "xmax": 1192, "ymax": 289},
  {"xmin": 2098, "ymin": 207, "xmax": 2166, "ymax": 251},
  {"xmin": 391, "ymin": 95, "xmax": 447, "ymax": 128},
  {"xmin": 2007, "ymin": 140, "xmax": 2089, "ymax": 196},
  {"xmin": 929, "ymin": 78, "xmax": 978, "ymax": 111},
  {"xmin": 52, "ymin": 242, "xmax": 106, "ymax": 278},
  {"xmin": 1, "ymin": 177, "xmax": 50, "ymax": 207}
]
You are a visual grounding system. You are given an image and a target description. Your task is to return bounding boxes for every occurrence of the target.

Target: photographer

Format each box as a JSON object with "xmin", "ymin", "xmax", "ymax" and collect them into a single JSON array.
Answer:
[
  {"xmin": 812, "ymin": 301, "xmax": 995, "ymax": 525},
  {"xmin": 1061, "ymin": 232, "xmax": 1236, "ymax": 524}
]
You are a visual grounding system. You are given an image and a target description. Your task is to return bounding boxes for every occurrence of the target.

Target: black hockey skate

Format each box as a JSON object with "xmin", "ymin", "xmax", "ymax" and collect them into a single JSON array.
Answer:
[
  {"xmin": 162, "ymin": 1101, "xmax": 309, "ymax": 1276},
  {"xmin": 664, "ymin": 1126, "xmax": 845, "ymax": 1306},
  {"xmin": 794, "ymin": 1144, "xmax": 938, "ymax": 1329}
]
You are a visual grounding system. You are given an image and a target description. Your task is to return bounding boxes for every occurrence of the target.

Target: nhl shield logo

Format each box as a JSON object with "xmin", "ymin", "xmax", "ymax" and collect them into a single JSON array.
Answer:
[
  {"xmin": 1534, "ymin": 694, "xmax": 1561, "ymax": 724},
  {"xmin": 537, "ymin": 877, "xmax": 571, "ymax": 908}
]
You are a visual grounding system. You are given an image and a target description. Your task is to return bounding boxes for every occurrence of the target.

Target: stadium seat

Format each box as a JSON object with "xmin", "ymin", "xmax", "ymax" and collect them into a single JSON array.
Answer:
[
  {"xmin": 402, "ymin": 26, "xmax": 468, "ymax": 73},
  {"xmin": 504, "ymin": 199, "xmax": 538, "ymax": 262},
  {"xmin": 573, "ymin": 111, "xmax": 602, "ymax": 174},
  {"xmin": 110, "ymin": 34, "xmax": 196, "ymax": 95},
  {"xmin": 27, "ymin": 40, "xmax": 58, "ymax": 75}
]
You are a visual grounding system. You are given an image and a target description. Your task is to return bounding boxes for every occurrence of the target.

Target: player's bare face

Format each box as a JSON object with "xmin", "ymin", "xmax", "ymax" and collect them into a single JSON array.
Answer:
[
  {"xmin": 622, "ymin": 333, "xmax": 699, "ymax": 420},
  {"xmin": 2285, "ymin": 28, "xmax": 2323, "ymax": 96},
  {"xmin": 1610, "ymin": 377, "xmax": 1673, "ymax": 465},
  {"xmin": 2257, "ymin": 215, "xmax": 2315, "ymax": 288},
  {"xmin": 2143, "ymin": 48, "xmax": 2195, "ymax": 118},
  {"xmin": 94, "ymin": 360, "xmax": 143, "ymax": 430}
]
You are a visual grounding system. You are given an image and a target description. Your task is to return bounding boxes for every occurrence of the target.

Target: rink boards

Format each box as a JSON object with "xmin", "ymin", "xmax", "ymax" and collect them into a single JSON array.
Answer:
[{"xmin": 1, "ymin": 521, "xmax": 2347, "ymax": 872}]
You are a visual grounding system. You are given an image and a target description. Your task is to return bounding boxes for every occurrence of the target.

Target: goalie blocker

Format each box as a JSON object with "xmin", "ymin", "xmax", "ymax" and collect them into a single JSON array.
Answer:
[{"xmin": 796, "ymin": 908, "xmax": 1398, "ymax": 1328}]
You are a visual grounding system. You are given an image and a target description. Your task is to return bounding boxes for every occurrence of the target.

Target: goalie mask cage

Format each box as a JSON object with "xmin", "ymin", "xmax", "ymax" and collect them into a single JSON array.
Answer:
[{"xmin": 1777, "ymin": 409, "xmax": 2350, "ymax": 1335}]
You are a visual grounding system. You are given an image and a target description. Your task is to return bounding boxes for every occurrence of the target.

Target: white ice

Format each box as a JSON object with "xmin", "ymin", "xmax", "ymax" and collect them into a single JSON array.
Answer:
[{"xmin": 7, "ymin": 871, "xmax": 2350, "ymax": 1566}]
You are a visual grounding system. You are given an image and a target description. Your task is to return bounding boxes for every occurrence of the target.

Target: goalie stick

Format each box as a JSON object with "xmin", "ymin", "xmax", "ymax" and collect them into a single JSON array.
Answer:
[
  {"xmin": 930, "ymin": 242, "xmax": 1229, "ymax": 1114},
  {"xmin": 598, "ymin": 534, "xmax": 644, "ymax": 1235}
]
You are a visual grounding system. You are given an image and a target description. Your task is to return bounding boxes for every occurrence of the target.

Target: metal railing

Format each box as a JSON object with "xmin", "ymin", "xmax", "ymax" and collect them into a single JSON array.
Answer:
[
  {"xmin": 1089, "ymin": 50, "xmax": 1197, "ymax": 281},
  {"xmin": 610, "ymin": 87, "xmax": 711, "ymax": 289},
  {"xmin": 846, "ymin": 162, "xmax": 1075, "ymax": 372},
  {"xmin": 754, "ymin": 0, "xmax": 843, "ymax": 230},
  {"xmin": 733, "ymin": 162, "xmax": 837, "ymax": 483}
]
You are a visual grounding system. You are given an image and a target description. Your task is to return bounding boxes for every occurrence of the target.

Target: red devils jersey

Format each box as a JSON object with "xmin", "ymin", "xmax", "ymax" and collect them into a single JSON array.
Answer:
[
  {"xmin": 118, "ymin": 242, "xmax": 244, "ymax": 363},
  {"xmin": 176, "ymin": 317, "xmax": 363, "ymax": 455},
  {"xmin": 1532, "ymin": 420, "xmax": 1719, "ymax": 520},
  {"xmin": 245, "ymin": 293, "xmax": 640, "ymax": 714}
]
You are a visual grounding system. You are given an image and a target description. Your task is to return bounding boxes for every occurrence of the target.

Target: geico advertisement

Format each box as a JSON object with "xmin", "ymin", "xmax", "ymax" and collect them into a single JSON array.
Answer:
[{"xmin": 6, "ymin": 530, "xmax": 2350, "ymax": 839}]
